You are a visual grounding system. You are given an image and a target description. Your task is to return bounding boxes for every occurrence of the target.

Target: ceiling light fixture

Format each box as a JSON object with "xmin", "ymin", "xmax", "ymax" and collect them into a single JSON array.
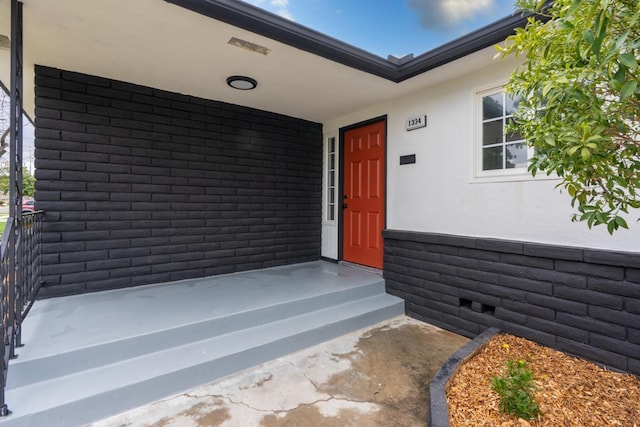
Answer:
[{"xmin": 226, "ymin": 76, "xmax": 258, "ymax": 90}]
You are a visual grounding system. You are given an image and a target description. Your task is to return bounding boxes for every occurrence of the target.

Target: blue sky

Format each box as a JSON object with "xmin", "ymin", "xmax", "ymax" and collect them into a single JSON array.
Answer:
[{"xmin": 242, "ymin": 0, "xmax": 519, "ymax": 58}]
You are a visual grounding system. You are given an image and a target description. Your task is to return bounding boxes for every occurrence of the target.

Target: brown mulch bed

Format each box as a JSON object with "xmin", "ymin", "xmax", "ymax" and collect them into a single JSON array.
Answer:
[{"xmin": 447, "ymin": 334, "xmax": 640, "ymax": 426}]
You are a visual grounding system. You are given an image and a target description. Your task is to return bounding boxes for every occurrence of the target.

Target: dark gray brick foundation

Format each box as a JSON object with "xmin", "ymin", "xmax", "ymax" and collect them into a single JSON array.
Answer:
[
  {"xmin": 35, "ymin": 65, "xmax": 322, "ymax": 297},
  {"xmin": 383, "ymin": 230, "xmax": 640, "ymax": 375}
]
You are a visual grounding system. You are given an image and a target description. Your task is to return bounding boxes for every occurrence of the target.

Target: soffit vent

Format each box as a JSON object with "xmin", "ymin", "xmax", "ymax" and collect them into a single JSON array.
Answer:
[{"xmin": 228, "ymin": 37, "xmax": 271, "ymax": 55}]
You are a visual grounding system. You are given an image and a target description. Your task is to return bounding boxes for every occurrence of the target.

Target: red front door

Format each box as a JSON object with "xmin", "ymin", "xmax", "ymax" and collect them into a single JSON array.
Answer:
[{"xmin": 343, "ymin": 120, "xmax": 385, "ymax": 269}]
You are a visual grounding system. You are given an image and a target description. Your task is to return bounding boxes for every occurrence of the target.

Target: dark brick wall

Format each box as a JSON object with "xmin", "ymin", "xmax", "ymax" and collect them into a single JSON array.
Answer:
[
  {"xmin": 34, "ymin": 65, "xmax": 322, "ymax": 297},
  {"xmin": 383, "ymin": 229, "xmax": 640, "ymax": 375}
]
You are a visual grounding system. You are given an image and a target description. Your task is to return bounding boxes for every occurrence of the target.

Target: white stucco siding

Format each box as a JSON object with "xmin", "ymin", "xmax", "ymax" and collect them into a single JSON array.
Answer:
[{"xmin": 322, "ymin": 54, "xmax": 639, "ymax": 256}]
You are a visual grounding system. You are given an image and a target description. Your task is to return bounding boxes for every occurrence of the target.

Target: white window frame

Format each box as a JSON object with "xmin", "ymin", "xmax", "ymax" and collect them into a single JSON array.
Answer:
[{"xmin": 472, "ymin": 85, "xmax": 535, "ymax": 183}]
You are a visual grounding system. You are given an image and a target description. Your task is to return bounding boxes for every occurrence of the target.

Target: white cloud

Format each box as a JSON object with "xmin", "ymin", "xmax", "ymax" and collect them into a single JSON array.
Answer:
[
  {"xmin": 407, "ymin": 0, "xmax": 495, "ymax": 32},
  {"xmin": 242, "ymin": 0, "xmax": 294, "ymax": 20}
]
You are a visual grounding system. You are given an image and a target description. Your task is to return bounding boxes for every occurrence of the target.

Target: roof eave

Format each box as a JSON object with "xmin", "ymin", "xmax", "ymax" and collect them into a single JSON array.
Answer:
[
  {"xmin": 164, "ymin": 0, "xmax": 531, "ymax": 83},
  {"xmin": 397, "ymin": 13, "xmax": 529, "ymax": 82}
]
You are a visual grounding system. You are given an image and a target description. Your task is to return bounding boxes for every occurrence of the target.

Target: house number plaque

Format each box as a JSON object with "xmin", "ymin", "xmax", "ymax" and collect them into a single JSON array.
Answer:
[{"xmin": 405, "ymin": 115, "xmax": 427, "ymax": 131}]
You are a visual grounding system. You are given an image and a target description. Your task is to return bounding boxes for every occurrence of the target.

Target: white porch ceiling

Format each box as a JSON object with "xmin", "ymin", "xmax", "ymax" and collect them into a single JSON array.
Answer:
[{"xmin": 0, "ymin": 0, "xmax": 500, "ymax": 123}]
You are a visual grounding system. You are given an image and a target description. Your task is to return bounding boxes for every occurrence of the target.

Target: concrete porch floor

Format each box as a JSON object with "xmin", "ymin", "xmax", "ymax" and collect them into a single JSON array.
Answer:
[
  {"xmin": 18, "ymin": 261, "xmax": 391, "ymax": 360},
  {"xmin": 4, "ymin": 261, "xmax": 469, "ymax": 426},
  {"xmin": 4, "ymin": 261, "xmax": 410, "ymax": 427},
  {"xmin": 89, "ymin": 316, "xmax": 469, "ymax": 427}
]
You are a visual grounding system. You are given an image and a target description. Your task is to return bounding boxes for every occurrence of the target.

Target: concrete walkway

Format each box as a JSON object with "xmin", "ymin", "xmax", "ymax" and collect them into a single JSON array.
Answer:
[{"xmin": 89, "ymin": 317, "xmax": 468, "ymax": 427}]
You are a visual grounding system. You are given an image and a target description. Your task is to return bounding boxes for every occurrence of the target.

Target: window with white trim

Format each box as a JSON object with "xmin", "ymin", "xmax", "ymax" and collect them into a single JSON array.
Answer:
[
  {"xmin": 479, "ymin": 89, "xmax": 530, "ymax": 174},
  {"xmin": 326, "ymin": 137, "xmax": 336, "ymax": 221}
]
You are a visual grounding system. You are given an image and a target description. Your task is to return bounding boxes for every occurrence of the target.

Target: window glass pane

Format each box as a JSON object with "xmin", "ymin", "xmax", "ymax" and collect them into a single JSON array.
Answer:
[
  {"xmin": 506, "ymin": 143, "xmax": 527, "ymax": 169},
  {"xmin": 483, "ymin": 120, "xmax": 503, "ymax": 146},
  {"xmin": 478, "ymin": 89, "xmax": 527, "ymax": 174},
  {"xmin": 328, "ymin": 137, "xmax": 335, "ymax": 153},
  {"xmin": 505, "ymin": 117, "xmax": 523, "ymax": 142},
  {"xmin": 326, "ymin": 136, "xmax": 337, "ymax": 222},
  {"xmin": 505, "ymin": 94, "xmax": 519, "ymax": 116},
  {"xmin": 483, "ymin": 146, "xmax": 503, "ymax": 170},
  {"xmin": 483, "ymin": 93, "xmax": 503, "ymax": 119}
]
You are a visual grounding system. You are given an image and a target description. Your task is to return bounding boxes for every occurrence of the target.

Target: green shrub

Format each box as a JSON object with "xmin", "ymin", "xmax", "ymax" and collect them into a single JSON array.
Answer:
[{"xmin": 491, "ymin": 359, "xmax": 542, "ymax": 420}]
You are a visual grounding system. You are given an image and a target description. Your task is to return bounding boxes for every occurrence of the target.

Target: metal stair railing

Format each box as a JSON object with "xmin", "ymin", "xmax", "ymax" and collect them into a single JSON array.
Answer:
[
  {"xmin": 0, "ymin": 210, "xmax": 44, "ymax": 416},
  {"xmin": 0, "ymin": 217, "xmax": 15, "ymax": 417},
  {"xmin": 16, "ymin": 211, "xmax": 43, "ymax": 347}
]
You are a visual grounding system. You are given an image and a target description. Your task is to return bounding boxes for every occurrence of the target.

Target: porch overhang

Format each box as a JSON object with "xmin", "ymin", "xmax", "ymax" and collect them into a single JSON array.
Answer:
[
  {"xmin": 166, "ymin": 0, "xmax": 530, "ymax": 83},
  {"xmin": 0, "ymin": 0, "xmax": 528, "ymax": 123}
]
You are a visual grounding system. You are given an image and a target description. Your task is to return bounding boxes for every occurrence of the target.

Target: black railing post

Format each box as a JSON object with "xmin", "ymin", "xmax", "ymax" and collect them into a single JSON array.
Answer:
[
  {"xmin": 0, "ymin": 0, "xmax": 24, "ymax": 416},
  {"xmin": 10, "ymin": 0, "xmax": 24, "ymax": 351}
]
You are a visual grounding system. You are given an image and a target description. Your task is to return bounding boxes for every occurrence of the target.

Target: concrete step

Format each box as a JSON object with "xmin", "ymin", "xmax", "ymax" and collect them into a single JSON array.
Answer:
[
  {"xmin": 7, "ymin": 278, "xmax": 386, "ymax": 389},
  {"xmin": 0, "ymin": 266, "xmax": 404, "ymax": 427}
]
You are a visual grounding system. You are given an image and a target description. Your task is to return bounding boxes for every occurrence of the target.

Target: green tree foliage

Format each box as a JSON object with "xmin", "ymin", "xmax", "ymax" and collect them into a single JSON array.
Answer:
[
  {"xmin": 0, "ymin": 169, "xmax": 35, "ymax": 198},
  {"xmin": 23, "ymin": 170, "xmax": 35, "ymax": 197},
  {"xmin": 499, "ymin": 0, "xmax": 640, "ymax": 233}
]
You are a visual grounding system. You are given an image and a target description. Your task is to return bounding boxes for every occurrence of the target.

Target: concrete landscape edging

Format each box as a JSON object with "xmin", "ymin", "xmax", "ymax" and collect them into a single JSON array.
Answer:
[{"xmin": 428, "ymin": 327, "xmax": 501, "ymax": 427}]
